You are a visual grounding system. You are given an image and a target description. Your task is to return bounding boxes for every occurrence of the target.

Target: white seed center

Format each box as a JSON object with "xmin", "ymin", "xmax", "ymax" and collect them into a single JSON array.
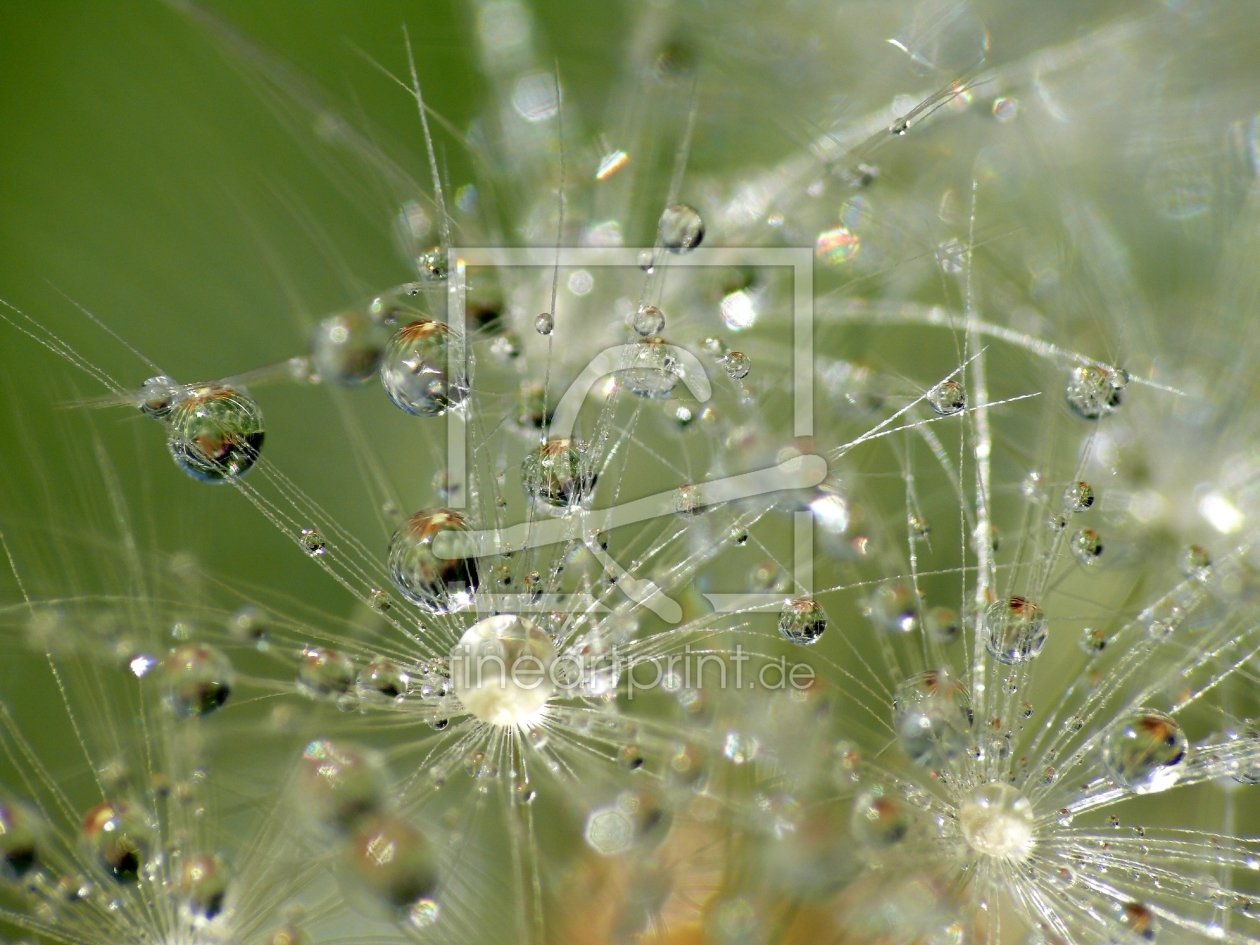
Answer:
[
  {"xmin": 958, "ymin": 783, "xmax": 1034, "ymax": 860},
  {"xmin": 450, "ymin": 615, "xmax": 556, "ymax": 727}
]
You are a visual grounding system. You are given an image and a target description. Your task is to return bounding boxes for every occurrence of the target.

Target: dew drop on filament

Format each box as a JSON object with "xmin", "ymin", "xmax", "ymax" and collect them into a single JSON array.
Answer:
[{"xmin": 658, "ymin": 204, "xmax": 705, "ymax": 253}]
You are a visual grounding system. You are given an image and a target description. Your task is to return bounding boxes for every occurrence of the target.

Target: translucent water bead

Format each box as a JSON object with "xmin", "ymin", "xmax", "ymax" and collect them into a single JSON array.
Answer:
[
  {"xmin": 138, "ymin": 374, "xmax": 183, "ymax": 418},
  {"xmin": 893, "ymin": 669, "xmax": 973, "ymax": 770},
  {"xmin": 618, "ymin": 337, "xmax": 680, "ymax": 398},
  {"xmin": 310, "ymin": 308, "xmax": 392, "ymax": 385},
  {"xmin": 778, "ymin": 597, "xmax": 827, "ymax": 644},
  {"xmin": 179, "ymin": 853, "xmax": 229, "ymax": 921},
  {"xmin": 850, "ymin": 788, "xmax": 912, "ymax": 847},
  {"xmin": 380, "ymin": 320, "xmax": 464, "ymax": 417},
  {"xmin": 984, "ymin": 597, "xmax": 1047, "ymax": 664},
  {"xmin": 521, "ymin": 438, "xmax": 596, "ymax": 514},
  {"xmin": 1101, "ymin": 710, "xmax": 1188, "ymax": 794},
  {"xmin": 958, "ymin": 784, "xmax": 1034, "ymax": 861},
  {"xmin": 1063, "ymin": 481, "xmax": 1095, "ymax": 512},
  {"xmin": 450, "ymin": 615, "xmax": 557, "ymax": 727},
  {"xmin": 82, "ymin": 801, "xmax": 153, "ymax": 882},
  {"xmin": 1065, "ymin": 364, "xmax": 1126, "ymax": 420},
  {"xmin": 161, "ymin": 644, "xmax": 234, "ymax": 717},
  {"xmin": 927, "ymin": 378, "xmax": 966, "ymax": 416},
  {"xmin": 340, "ymin": 814, "xmax": 440, "ymax": 921},
  {"xmin": 1070, "ymin": 528, "xmax": 1104, "ymax": 566},
  {"xmin": 658, "ymin": 204, "xmax": 705, "ymax": 253},
  {"xmin": 297, "ymin": 739, "xmax": 390, "ymax": 834},
  {"xmin": 632, "ymin": 305, "xmax": 665, "ymax": 337},
  {"xmin": 387, "ymin": 509, "xmax": 479, "ymax": 614},
  {"xmin": 0, "ymin": 800, "xmax": 40, "ymax": 878},
  {"xmin": 166, "ymin": 385, "xmax": 264, "ymax": 482}
]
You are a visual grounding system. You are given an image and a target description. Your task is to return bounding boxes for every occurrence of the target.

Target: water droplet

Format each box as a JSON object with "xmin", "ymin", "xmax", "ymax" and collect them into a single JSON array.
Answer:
[
  {"xmin": 138, "ymin": 375, "xmax": 183, "ymax": 419},
  {"xmin": 522, "ymin": 438, "xmax": 595, "ymax": 516},
  {"xmin": 1231, "ymin": 726, "xmax": 1260, "ymax": 785},
  {"xmin": 1046, "ymin": 513, "xmax": 1067, "ymax": 532},
  {"xmin": 166, "ymin": 385, "xmax": 264, "ymax": 483},
  {"xmin": 672, "ymin": 483, "xmax": 708, "ymax": 518},
  {"xmin": 1080, "ymin": 627, "xmax": 1107, "ymax": 654},
  {"xmin": 925, "ymin": 606, "xmax": 960, "ymax": 645},
  {"xmin": 300, "ymin": 528, "xmax": 326, "ymax": 556},
  {"xmin": 357, "ymin": 659, "xmax": 410, "ymax": 703},
  {"xmin": 637, "ymin": 250, "xmax": 655, "ymax": 273},
  {"xmin": 864, "ymin": 582, "xmax": 921, "ymax": 633},
  {"xmin": 927, "ymin": 378, "xmax": 966, "ymax": 416},
  {"xmin": 534, "ymin": 312, "xmax": 554, "ymax": 336},
  {"xmin": 162, "ymin": 645, "xmax": 233, "ymax": 717},
  {"xmin": 341, "ymin": 814, "xmax": 439, "ymax": 918},
  {"xmin": 415, "ymin": 248, "xmax": 447, "ymax": 283},
  {"xmin": 722, "ymin": 731, "xmax": 760, "ymax": 765},
  {"xmin": 702, "ymin": 337, "xmax": 729, "ymax": 359},
  {"xmin": 1065, "ymin": 365, "xmax": 1123, "ymax": 420},
  {"xmin": 297, "ymin": 648, "xmax": 356, "ymax": 699},
  {"xmin": 367, "ymin": 589, "xmax": 392, "ymax": 614},
  {"xmin": 831, "ymin": 742, "xmax": 861, "ymax": 787},
  {"xmin": 380, "ymin": 321, "xmax": 464, "ymax": 417},
  {"xmin": 178, "ymin": 853, "xmax": 229, "ymax": 921},
  {"xmin": 298, "ymin": 739, "xmax": 388, "ymax": 834},
  {"xmin": 0, "ymin": 801, "xmax": 40, "ymax": 879},
  {"xmin": 992, "ymin": 96, "xmax": 1021, "ymax": 121},
  {"xmin": 450, "ymin": 615, "xmax": 556, "ymax": 727},
  {"xmin": 723, "ymin": 352, "xmax": 750, "ymax": 379},
  {"xmin": 1063, "ymin": 481, "xmax": 1095, "ymax": 512},
  {"xmin": 1020, "ymin": 702, "xmax": 1033, "ymax": 719},
  {"xmin": 958, "ymin": 783, "xmax": 1033, "ymax": 860},
  {"xmin": 670, "ymin": 403, "xmax": 695, "ymax": 429},
  {"xmin": 817, "ymin": 226, "xmax": 861, "ymax": 268},
  {"xmin": 387, "ymin": 509, "xmax": 479, "ymax": 614},
  {"xmin": 851, "ymin": 788, "xmax": 911, "ymax": 847},
  {"xmin": 1102, "ymin": 710, "xmax": 1188, "ymax": 794},
  {"xmin": 310, "ymin": 310, "xmax": 390, "ymax": 385},
  {"xmin": 618, "ymin": 744, "xmax": 646, "ymax": 769},
  {"xmin": 1070, "ymin": 528, "xmax": 1104, "ymax": 566},
  {"xmin": 1180, "ymin": 544, "xmax": 1211, "ymax": 577},
  {"xmin": 617, "ymin": 337, "xmax": 680, "ymax": 398},
  {"xmin": 893, "ymin": 669, "xmax": 972, "ymax": 769},
  {"xmin": 778, "ymin": 597, "xmax": 827, "ymax": 644},
  {"xmin": 632, "ymin": 305, "xmax": 666, "ymax": 337},
  {"xmin": 82, "ymin": 802, "xmax": 153, "ymax": 883},
  {"xmin": 1118, "ymin": 902, "xmax": 1158, "ymax": 942},
  {"xmin": 658, "ymin": 204, "xmax": 705, "ymax": 253},
  {"xmin": 984, "ymin": 597, "xmax": 1047, "ymax": 664}
]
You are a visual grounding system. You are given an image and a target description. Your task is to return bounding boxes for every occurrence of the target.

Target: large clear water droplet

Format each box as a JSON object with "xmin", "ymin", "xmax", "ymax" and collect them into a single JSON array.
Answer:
[
  {"xmin": 387, "ymin": 509, "xmax": 479, "ymax": 613},
  {"xmin": 380, "ymin": 320, "xmax": 464, "ymax": 417},
  {"xmin": 778, "ymin": 597, "xmax": 827, "ymax": 644},
  {"xmin": 1102, "ymin": 710, "xmax": 1188, "ymax": 795},
  {"xmin": 521, "ymin": 438, "xmax": 596, "ymax": 515},
  {"xmin": 984, "ymin": 597, "xmax": 1047, "ymax": 664},
  {"xmin": 658, "ymin": 204, "xmax": 705, "ymax": 253},
  {"xmin": 166, "ymin": 385, "xmax": 264, "ymax": 482}
]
